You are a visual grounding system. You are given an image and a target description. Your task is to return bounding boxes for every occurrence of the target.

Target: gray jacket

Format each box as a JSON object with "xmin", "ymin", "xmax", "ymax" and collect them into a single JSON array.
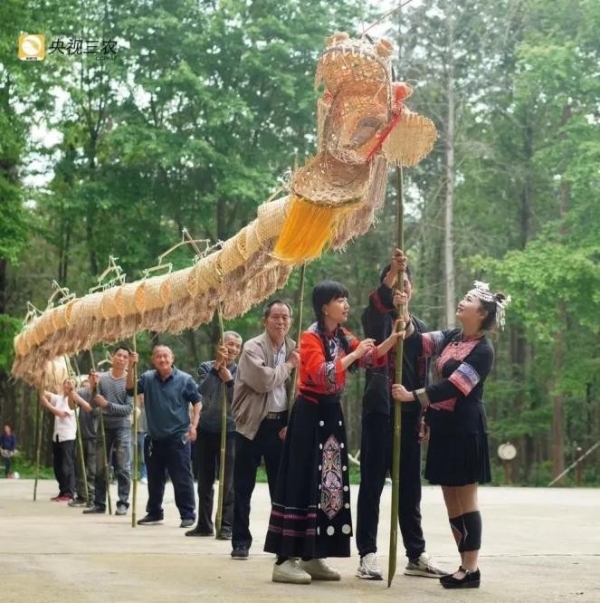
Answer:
[{"xmin": 232, "ymin": 331, "xmax": 296, "ymax": 440}]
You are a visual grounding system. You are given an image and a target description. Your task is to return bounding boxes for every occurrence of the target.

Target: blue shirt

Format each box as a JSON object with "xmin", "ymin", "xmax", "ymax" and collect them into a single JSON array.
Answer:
[
  {"xmin": 0, "ymin": 433, "xmax": 16, "ymax": 451},
  {"xmin": 137, "ymin": 368, "xmax": 200, "ymax": 441}
]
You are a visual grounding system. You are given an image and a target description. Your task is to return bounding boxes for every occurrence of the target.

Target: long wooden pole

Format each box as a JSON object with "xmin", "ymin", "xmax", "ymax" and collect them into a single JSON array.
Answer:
[
  {"xmin": 66, "ymin": 357, "xmax": 89, "ymax": 504},
  {"xmin": 131, "ymin": 335, "xmax": 139, "ymax": 527},
  {"xmin": 74, "ymin": 408, "xmax": 88, "ymax": 502},
  {"xmin": 215, "ymin": 305, "xmax": 227, "ymax": 537},
  {"xmin": 288, "ymin": 262, "xmax": 306, "ymax": 409},
  {"xmin": 90, "ymin": 350, "xmax": 113, "ymax": 515},
  {"xmin": 388, "ymin": 166, "xmax": 405, "ymax": 587},
  {"xmin": 33, "ymin": 389, "xmax": 43, "ymax": 501}
]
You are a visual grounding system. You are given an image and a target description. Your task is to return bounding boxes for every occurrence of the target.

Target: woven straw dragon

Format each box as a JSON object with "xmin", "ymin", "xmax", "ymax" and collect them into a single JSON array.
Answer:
[{"xmin": 12, "ymin": 32, "xmax": 436, "ymax": 387}]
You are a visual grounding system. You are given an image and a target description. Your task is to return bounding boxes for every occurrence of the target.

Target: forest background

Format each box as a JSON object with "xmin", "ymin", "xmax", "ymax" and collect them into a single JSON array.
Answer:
[{"xmin": 1, "ymin": 0, "xmax": 599, "ymax": 486}]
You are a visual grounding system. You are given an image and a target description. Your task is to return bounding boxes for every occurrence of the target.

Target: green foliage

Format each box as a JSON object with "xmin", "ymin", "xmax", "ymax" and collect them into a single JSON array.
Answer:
[
  {"xmin": 0, "ymin": 314, "xmax": 20, "ymax": 371},
  {"xmin": 1, "ymin": 0, "xmax": 599, "ymax": 483}
]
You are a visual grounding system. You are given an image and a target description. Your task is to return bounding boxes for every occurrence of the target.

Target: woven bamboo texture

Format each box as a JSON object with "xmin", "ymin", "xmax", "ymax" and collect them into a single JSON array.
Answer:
[{"xmin": 12, "ymin": 32, "xmax": 436, "ymax": 387}]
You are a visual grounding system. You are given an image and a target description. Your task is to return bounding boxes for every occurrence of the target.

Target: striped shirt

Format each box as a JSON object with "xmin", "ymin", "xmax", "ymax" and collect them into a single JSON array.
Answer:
[{"xmin": 98, "ymin": 372, "xmax": 133, "ymax": 429}]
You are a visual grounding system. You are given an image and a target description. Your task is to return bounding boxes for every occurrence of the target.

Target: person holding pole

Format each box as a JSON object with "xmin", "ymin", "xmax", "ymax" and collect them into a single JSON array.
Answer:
[
  {"xmin": 66, "ymin": 376, "xmax": 97, "ymax": 508},
  {"xmin": 264, "ymin": 280, "xmax": 403, "ymax": 585},
  {"xmin": 185, "ymin": 331, "xmax": 242, "ymax": 539},
  {"xmin": 230, "ymin": 300, "xmax": 298, "ymax": 560},
  {"xmin": 355, "ymin": 249, "xmax": 446, "ymax": 580},
  {"xmin": 40, "ymin": 379, "xmax": 77, "ymax": 502},
  {"xmin": 83, "ymin": 345, "xmax": 133, "ymax": 516},
  {"xmin": 127, "ymin": 345, "xmax": 200, "ymax": 528},
  {"xmin": 392, "ymin": 280, "xmax": 510, "ymax": 589}
]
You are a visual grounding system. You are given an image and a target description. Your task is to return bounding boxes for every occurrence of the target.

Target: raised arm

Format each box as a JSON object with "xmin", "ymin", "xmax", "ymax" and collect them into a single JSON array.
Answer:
[
  {"xmin": 40, "ymin": 392, "xmax": 68, "ymax": 419},
  {"xmin": 393, "ymin": 341, "xmax": 494, "ymax": 409}
]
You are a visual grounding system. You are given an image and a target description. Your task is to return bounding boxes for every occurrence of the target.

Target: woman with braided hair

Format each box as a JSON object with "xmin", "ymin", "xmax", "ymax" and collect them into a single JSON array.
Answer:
[
  {"xmin": 393, "ymin": 281, "xmax": 511, "ymax": 590},
  {"xmin": 264, "ymin": 280, "xmax": 403, "ymax": 585}
]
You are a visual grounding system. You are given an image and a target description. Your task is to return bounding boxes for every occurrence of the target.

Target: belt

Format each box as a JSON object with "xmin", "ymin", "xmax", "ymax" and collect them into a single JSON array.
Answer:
[{"xmin": 264, "ymin": 411, "xmax": 287, "ymax": 420}]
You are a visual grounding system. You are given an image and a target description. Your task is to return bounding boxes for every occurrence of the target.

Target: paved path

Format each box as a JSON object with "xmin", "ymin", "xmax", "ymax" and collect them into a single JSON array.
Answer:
[{"xmin": 0, "ymin": 480, "xmax": 598, "ymax": 602}]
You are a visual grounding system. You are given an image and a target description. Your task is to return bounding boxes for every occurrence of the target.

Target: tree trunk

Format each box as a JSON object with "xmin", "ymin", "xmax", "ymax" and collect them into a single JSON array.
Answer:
[
  {"xmin": 550, "ymin": 103, "xmax": 572, "ymax": 480},
  {"xmin": 443, "ymin": 6, "xmax": 456, "ymax": 328},
  {"xmin": 551, "ymin": 306, "xmax": 566, "ymax": 478}
]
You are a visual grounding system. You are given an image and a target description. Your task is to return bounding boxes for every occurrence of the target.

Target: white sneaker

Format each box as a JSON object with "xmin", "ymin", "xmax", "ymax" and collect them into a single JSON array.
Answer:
[
  {"xmin": 140, "ymin": 477, "xmax": 148, "ymax": 485},
  {"xmin": 272, "ymin": 559, "xmax": 311, "ymax": 584},
  {"xmin": 356, "ymin": 552, "xmax": 383, "ymax": 580},
  {"xmin": 404, "ymin": 552, "xmax": 448, "ymax": 578},
  {"xmin": 300, "ymin": 558, "xmax": 341, "ymax": 581}
]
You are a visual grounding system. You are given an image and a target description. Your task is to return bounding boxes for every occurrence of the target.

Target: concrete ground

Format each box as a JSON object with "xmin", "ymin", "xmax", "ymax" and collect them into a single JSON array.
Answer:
[{"xmin": 0, "ymin": 479, "xmax": 598, "ymax": 603}]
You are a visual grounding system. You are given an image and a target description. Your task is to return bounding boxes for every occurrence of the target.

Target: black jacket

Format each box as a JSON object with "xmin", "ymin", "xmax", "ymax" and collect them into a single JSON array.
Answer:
[{"xmin": 361, "ymin": 282, "xmax": 428, "ymax": 416}]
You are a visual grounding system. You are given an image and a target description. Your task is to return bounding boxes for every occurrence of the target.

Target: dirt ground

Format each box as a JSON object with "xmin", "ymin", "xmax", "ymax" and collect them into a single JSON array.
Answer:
[{"xmin": 0, "ymin": 479, "xmax": 598, "ymax": 603}]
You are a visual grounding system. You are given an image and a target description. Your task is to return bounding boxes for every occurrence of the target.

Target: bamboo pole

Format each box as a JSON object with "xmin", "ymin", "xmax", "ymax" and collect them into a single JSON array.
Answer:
[
  {"xmin": 74, "ymin": 390, "xmax": 89, "ymax": 504},
  {"xmin": 215, "ymin": 305, "xmax": 228, "ymax": 538},
  {"xmin": 131, "ymin": 335, "xmax": 139, "ymax": 527},
  {"xmin": 388, "ymin": 166, "xmax": 405, "ymax": 588},
  {"xmin": 33, "ymin": 389, "xmax": 43, "ymax": 502},
  {"xmin": 66, "ymin": 356, "xmax": 89, "ymax": 505},
  {"xmin": 548, "ymin": 441, "xmax": 600, "ymax": 487},
  {"xmin": 90, "ymin": 350, "xmax": 113, "ymax": 515},
  {"xmin": 288, "ymin": 262, "xmax": 307, "ymax": 409}
]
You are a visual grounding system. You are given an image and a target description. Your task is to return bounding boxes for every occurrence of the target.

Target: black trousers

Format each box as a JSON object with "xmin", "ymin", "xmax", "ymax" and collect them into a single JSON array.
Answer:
[
  {"xmin": 356, "ymin": 410, "xmax": 426, "ymax": 560},
  {"xmin": 52, "ymin": 438, "xmax": 76, "ymax": 497},
  {"xmin": 195, "ymin": 430, "xmax": 235, "ymax": 533},
  {"xmin": 144, "ymin": 436, "xmax": 196, "ymax": 521},
  {"xmin": 75, "ymin": 438, "xmax": 96, "ymax": 503},
  {"xmin": 232, "ymin": 415, "xmax": 286, "ymax": 549}
]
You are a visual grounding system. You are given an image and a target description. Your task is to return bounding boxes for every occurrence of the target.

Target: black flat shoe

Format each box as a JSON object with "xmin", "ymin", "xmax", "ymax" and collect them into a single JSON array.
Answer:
[
  {"xmin": 440, "ymin": 568, "xmax": 480, "ymax": 589},
  {"xmin": 440, "ymin": 566, "xmax": 465, "ymax": 584}
]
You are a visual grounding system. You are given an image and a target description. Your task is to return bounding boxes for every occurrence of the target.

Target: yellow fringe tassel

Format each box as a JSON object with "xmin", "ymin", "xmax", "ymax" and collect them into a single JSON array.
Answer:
[{"xmin": 273, "ymin": 196, "xmax": 343, "ymax": 263}]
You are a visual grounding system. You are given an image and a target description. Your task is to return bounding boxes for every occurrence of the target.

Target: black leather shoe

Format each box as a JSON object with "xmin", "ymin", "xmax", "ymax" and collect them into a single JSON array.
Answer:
[
  {"xmin": 440, "ymin": 566, "xmax": 465, "ymax": 584},
  {"xmin": 217, "ymin": 529, "xmax": 232, "ymax": 540},
  {"xmin": 441, "ymin": 568, "xmax": 480, "ymax": 589},
  {"xmin": 185, "ymin": 526, "xmax": 214, "ymax": 537},
  {"xmin": 231, "ymin": 545, "xmax": 249, "ymax": 560},
  {"xmin": 82, "ymin": 505, "xmax": 106, "ymax": 514}
]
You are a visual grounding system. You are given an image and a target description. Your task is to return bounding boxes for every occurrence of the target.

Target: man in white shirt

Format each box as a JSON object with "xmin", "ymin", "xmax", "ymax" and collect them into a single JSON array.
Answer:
[{"xmin": 41, "ymin": 379, "xmax": 78, "ymax": 501}]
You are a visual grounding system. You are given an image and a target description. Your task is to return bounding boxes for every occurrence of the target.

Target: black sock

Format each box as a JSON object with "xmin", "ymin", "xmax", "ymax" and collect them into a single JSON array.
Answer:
[
  {"xmin": 276, "ymin": 556, "xmax": 289, "ymax": 565},
  {"xmin": 449, "ymin": 515, "xmax": 465, "ymax": 552},
  {"xmin": 461, "ymin": 510, "xmax": 482, "ymax": 551}
]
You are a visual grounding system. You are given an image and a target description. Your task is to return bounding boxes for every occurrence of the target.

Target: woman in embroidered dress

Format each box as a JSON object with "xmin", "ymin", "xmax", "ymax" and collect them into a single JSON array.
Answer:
[
  {"xmin": 264, "ymin": 280, "xmax": 403, "ymax": 584},
  {"xmin": 392, "ymin": 281, "xmax": 510, "ymax": 590}
]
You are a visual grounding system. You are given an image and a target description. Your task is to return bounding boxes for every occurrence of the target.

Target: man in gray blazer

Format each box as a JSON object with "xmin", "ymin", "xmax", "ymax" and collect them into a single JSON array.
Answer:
[{"xmin": 230, "ymin": 300, "xmax": 299, "ymax": 560}]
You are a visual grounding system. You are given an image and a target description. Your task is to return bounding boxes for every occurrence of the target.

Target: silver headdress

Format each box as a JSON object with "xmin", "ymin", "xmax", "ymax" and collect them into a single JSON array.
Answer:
[{"xmin": 468, "ymin": 281, "xmax": 512, "ymax": 330}]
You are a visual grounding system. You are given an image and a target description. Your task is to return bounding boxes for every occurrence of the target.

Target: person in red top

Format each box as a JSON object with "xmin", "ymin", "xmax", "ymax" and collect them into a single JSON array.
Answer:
[{"xmin": 264, "ymin": 280, "xmax": 403, "ymax": 585}]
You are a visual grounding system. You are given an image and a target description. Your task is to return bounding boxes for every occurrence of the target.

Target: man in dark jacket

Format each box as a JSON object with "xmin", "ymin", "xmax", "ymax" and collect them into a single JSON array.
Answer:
[
  {"xmin": 355, "ymin": 249, "xmax": 446, "ymax": 580},
  {"xmin": 186, "ymin": 331, "xmax": 243, "ymax": 540}
]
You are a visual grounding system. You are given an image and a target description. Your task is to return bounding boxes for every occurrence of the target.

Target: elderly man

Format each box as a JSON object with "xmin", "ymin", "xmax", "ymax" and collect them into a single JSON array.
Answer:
[
  {"xmin": 230, "ymin": 300, "xmax": 299, "ymax": 560},
  {"xmin": 186, "ymin": 331, "xmax": 243, "ymax": 540},
  {"xmin": 127, "ymin": 345, "xmax": 201, "ymax": 528}
]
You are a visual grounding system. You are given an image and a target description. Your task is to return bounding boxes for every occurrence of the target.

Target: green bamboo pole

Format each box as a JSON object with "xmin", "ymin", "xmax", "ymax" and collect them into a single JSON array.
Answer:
[
  {"xmin": 90, "ymin": 350, "xmax": 113, "ymax": 515},
  {"xmin": 388, "ymin": 165, "xmax": 405, "ymax": 588},
  {"xmin": 33, "ymin": 390, "xmax": 43, "ymax": 502},
  {"xmin": 73, "ymin": 391, "xmax": 89, "ymax": 503},
  {"xmin": 66, "ymin": 357, "xmax": 89, "ymax": 504},
  {"xmin": 215, "ymin": 305, "xmax": 228, "ymax": 538},
  {"xmin": 287, "ymin": 262, "xmax": 306, "ymax": 410},
  {"xmin": 131, "ymin": 335, "xmax": 139, "ymax": 528}
]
